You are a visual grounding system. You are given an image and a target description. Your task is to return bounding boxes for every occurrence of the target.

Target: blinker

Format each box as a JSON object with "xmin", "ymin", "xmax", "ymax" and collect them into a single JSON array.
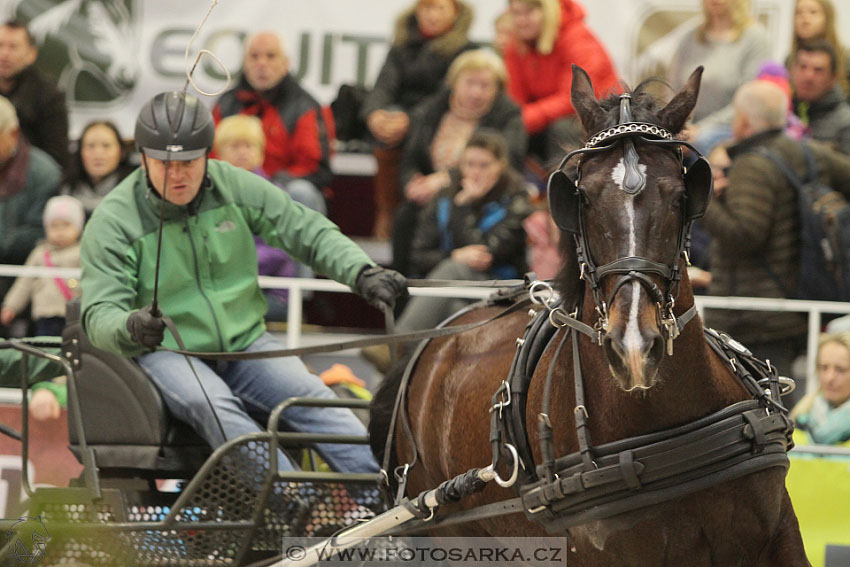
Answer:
[{"xmin": 547, "ymin": 169, "xmax": 581, "ymax": 234}]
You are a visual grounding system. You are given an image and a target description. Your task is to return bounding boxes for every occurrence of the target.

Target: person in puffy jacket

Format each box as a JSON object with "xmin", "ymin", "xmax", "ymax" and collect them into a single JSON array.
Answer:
[{"xmin": 503, "ymin": 0, "xmax": 619, "ymax": 164}]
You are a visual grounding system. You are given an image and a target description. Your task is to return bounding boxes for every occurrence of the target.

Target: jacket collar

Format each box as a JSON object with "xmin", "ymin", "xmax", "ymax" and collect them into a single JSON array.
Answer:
[
  {"xmin": 0, "ymin": 138, "xmax": 30, "ymax": 198},
  {"xmin": 0, "ymin": 65, "xmax": 37, "ymax": 96},
  {"xmin": 793, "ymin": 85, "xmax": 846, "ymax": 116},
  {"xmin": 727, "ymin": 128, "xmax": 784, "ymax": 159},
  {"xmin": 235, "ymin": 73, "xmax": 295, "ymax": 107}
]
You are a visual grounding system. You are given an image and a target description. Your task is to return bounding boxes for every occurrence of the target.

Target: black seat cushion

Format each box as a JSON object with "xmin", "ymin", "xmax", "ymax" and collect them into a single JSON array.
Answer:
[{"xmin": 63, "ymin": 298, "xmax": 209, "ymax": 473}]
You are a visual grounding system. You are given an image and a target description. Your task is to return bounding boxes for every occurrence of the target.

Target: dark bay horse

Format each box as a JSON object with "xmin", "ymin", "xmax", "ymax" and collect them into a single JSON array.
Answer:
[{"xmin": 370, "ymin": 66, "xmax": 808, "ymax": 566}]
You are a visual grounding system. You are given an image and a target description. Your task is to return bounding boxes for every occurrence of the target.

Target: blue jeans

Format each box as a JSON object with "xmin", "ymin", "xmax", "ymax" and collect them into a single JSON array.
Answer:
[{"xmin": 137, "ymin": 333, "xmax": 378, "ymax": 474}]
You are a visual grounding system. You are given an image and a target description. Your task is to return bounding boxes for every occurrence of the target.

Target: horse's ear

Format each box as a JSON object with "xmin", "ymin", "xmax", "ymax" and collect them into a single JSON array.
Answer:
[
  {"xmin": 657, "ymin": 66, "xmax": 703, "ymax": 135},
  {"xmin": 571, "ymin": 64, "xmax": 604, "ymax": 134}
]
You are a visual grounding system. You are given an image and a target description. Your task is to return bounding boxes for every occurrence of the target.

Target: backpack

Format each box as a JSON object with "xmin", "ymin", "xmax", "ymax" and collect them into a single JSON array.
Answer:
[{"xmin": 757, "ymin": 143, "xmax": 850, "ymax": 302}]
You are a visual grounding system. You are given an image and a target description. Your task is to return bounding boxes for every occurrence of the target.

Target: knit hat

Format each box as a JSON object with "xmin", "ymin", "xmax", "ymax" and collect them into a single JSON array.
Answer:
[
  {"xmin": 43, "ymin": 195, "xmax": 85, "ymax": 231},
  {"xmin": 756, "ymin": 61, "xmax": 792, "ymax": 101}
]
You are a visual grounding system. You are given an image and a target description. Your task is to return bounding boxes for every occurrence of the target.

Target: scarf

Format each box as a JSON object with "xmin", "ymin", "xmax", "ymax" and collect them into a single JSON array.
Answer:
[
  {"xmin": 0, "ymin": 140, "xmax": 30, "ymax": 198},
  {"xmin": 798, "ymin": 393, "xmax": 850, "ymax": 445}
]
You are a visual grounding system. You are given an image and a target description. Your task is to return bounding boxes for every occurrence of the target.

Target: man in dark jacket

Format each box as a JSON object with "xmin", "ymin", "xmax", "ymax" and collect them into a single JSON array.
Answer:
[
  {"xmin": 703, "ymin": 80, "xmax": 850, "ymax": 395},
  {"xmin": 213, "ymin": 31, "xmax": 330, "ymax": 215},
  {"xmin": 790, "ymin": 40, "xmax": 850, "ymax": 155},
  {"xmin": 0, "ymin": 20, "xmax": 68, "ymax": 172}
]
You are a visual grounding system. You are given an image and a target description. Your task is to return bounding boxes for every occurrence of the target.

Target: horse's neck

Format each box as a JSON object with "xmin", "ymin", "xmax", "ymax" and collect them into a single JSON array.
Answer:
[{"xmin": 574, "ymin": 287, "xmax": 746, "ymax": 443}]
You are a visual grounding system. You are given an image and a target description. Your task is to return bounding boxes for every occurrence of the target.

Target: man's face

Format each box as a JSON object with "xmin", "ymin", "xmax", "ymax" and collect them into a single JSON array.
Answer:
[
  {"xmin": 0, "ymin": 26, "xmax": 36, "ymax": 81},
  {"xmin": 790, "ymin": 50, "xmax": 836, "ymax": 102},
  {"xmin": 142, "ymin": 155, "xmax": 206, "ymax": 206},
  {"xmin": 242, "ymin": 33, "xmax": 289, "ymax": 92}
]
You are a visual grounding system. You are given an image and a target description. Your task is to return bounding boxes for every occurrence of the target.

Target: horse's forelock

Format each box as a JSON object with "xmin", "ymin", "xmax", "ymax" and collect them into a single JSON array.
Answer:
[{"xmin": 591, "ymin": 80, "xmax": 671, "ymax": 134}]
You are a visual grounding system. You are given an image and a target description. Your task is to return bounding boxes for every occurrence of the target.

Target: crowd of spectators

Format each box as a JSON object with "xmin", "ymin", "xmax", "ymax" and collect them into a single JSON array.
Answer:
[{"xmin": 2, "ymin": 0, "xmax": 850, "ymax": 441}]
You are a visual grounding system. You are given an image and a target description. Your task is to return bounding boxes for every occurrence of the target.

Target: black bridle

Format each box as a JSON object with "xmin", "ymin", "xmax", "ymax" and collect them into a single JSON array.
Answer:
[{"xmin": 548, "ymin": 93, "xmax": 713, "ymax": 353}]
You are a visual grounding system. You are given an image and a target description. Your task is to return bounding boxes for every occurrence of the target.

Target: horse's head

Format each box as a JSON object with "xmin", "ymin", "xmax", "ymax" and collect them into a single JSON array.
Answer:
[{"xmin": 550, "ymin": 66, "xmax": 712, "ymax": 392}]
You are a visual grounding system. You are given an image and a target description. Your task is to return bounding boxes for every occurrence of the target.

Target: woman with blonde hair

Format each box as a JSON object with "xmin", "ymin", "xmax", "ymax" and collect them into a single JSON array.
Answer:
[
  {"xmin": 390, "ymin": 48, "xmax": 527, "ymax": 276},
  {"xmin": 791, "ymin": 332, "xmax": 850, "ymax": 445},
  {"xmin": 667, "ymin": 0, "xmax": 771, "ymax": 152},
  {"xmin": 787, "ymin": 0, "xmax": 849, "ymax": 96},
  {"xmin": 502, "ymin": 0, "xmax": 619, "ymax": 163}
]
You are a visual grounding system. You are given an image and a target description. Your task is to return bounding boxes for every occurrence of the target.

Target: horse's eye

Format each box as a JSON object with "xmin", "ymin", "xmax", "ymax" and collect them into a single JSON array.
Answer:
[{"xmin": 670, "ymin": 195, "xmax": 684, "ymax": 211}]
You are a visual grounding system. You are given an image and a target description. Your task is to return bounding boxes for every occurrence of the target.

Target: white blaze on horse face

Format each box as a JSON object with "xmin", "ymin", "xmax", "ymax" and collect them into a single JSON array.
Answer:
[
  {"xmin": 623, "ymin": 280, "xmax": 649, "ymax": 387},
  {"xmin": 612, "ymin": 159, "xmax": 650, "ymax": 384},
  {"xmin": 611, "ymin": 158, "xmax": 645, "ymax": 254}
]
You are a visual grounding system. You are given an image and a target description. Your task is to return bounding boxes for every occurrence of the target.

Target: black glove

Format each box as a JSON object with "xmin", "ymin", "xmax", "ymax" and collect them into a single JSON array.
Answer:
[
  {"xmin": 355, "ymin": 265, "xmax": 408, "ymax": 311},
  {"xmin": 126, "ymin": 305, "xmax": 166, "ymax": 349}
]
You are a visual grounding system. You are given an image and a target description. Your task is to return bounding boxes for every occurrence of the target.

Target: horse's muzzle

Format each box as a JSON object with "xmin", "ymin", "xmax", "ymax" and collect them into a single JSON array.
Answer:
[{"xmin": 602, "ymin": 328, "xmax": 665, "ymax": 391}]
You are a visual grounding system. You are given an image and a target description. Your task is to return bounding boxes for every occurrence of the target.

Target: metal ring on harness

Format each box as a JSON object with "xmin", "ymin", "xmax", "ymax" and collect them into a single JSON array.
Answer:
[
  {"xmin": 758, "ymin": 376, "xmax": 796, "ymax": 397},
  {"xmin": 529, "ymin": 280, "xmax": 556, "ymax": 309},
  {"xmin": 482, "ymin": 443, "xmax": 520, "ymax": 488}
]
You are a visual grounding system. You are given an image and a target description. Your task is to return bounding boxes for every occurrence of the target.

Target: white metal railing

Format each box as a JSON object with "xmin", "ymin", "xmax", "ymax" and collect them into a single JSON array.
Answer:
[{"xmin": 2, "ymin": 264, "xmax": 850, "ymax": 393}]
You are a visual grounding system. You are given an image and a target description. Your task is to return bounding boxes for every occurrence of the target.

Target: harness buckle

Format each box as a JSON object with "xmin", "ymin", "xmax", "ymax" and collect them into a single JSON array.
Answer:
[
  {"xmin": 658, "ymin": 298, "xmax": 680, "ymax": 356},
  {"xmin": 489, "ymin": 381, "xmax": 512, "ymax": 418},
  {"xmin": 593, "ymin": 303, "xmax": 609, "ymax": 344}
]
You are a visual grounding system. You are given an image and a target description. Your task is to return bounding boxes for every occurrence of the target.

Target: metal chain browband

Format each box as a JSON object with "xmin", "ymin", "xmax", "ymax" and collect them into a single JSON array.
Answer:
[{"xmin": 583, "ymin": 121, "xmax": 675, "ymax": 148}]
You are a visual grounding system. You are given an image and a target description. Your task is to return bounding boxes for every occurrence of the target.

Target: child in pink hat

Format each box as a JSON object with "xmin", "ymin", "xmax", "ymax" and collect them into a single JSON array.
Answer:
[{"xmin": 1, "ymin": 195, "xmax": 84, "ymax": 336}]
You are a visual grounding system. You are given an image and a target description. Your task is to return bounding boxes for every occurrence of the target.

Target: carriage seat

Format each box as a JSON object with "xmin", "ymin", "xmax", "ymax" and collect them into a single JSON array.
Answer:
[{"xmin": 62, "ymin": 298, "xmax": 210, "ymax": 476}]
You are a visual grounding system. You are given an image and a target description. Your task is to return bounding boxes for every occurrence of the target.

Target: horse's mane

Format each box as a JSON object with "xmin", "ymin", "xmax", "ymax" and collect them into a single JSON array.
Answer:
[{"xmin": 552, "ymin": 78, "xmax": 675, "ymax": 305}]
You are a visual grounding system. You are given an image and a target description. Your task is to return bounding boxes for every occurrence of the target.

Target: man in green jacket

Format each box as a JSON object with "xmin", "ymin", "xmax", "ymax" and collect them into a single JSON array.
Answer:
[{"xmin": 80, "ymin": 91, "xmax": 406, "ymax": 474}]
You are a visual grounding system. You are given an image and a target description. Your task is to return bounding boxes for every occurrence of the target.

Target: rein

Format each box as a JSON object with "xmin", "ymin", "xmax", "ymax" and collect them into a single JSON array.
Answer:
[{"xmin": 156, "ymin": 279, "xmax": 532, "ymax": 361}]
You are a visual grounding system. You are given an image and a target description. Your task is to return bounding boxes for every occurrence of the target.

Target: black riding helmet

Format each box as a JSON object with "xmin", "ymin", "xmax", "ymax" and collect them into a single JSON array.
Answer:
[{"xmin": 135, "ymin": 91, "xmax": 214, "ymax": 161}]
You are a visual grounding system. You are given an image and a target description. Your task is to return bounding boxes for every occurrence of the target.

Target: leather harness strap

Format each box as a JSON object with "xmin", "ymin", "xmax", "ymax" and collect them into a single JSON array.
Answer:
[{"xmin": 521, "ymin": 400, "xmax": 791, "ymax": 529}]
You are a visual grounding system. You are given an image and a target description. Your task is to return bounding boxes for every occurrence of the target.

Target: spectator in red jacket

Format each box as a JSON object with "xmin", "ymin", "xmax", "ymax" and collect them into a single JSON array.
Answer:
[
  {"xmin": 503, "ymin": 0, "xmax": 619, "ymax": 164},
  {"xmin": 214, "ymin": 31, "xmax": 330, "ymax": 215}
]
